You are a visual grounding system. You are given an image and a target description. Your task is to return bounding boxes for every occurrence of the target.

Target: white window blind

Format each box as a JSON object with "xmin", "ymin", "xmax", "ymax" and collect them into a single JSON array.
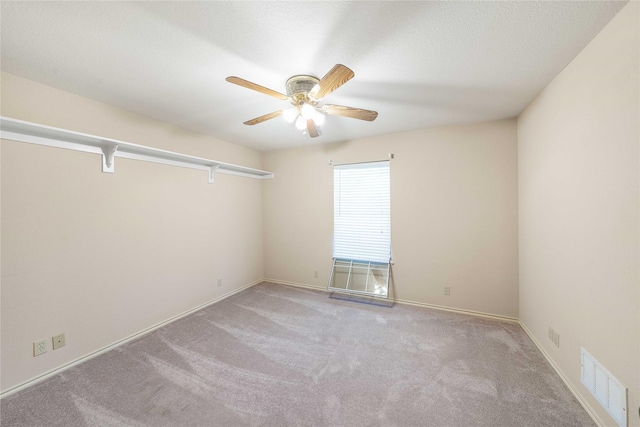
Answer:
[{"xmin": 333, "ymin": 161, "xmax": 390, "ymax": 263}]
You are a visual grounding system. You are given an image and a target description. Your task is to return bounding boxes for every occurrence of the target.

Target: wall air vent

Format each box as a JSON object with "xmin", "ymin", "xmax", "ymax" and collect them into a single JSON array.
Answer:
[{"xmin": 581, "ymin": 347, "xmax": 627, "ymax": 427}]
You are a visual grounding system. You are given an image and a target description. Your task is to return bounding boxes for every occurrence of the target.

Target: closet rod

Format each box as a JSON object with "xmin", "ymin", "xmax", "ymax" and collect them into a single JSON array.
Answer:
[{"xmin": 0, "ymin": 116, "xmax": 274, "ymax": 183}]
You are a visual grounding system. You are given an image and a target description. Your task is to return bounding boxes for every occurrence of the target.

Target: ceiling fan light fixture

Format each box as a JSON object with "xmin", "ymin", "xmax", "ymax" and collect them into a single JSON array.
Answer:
[
  {"xmin": 226, "ymin": 64, "xmax": 376, "ymax": 139},
  {"xmin": 295, "ymin": 115, "xmax": 307, "ymax": 130},
  {"xmin": 300, "ymin": 103, "xmax": 316, "ymax": 120},
  {"xmin": 283, "ymin": 107, "xmax": 298, "ymax": 123}
]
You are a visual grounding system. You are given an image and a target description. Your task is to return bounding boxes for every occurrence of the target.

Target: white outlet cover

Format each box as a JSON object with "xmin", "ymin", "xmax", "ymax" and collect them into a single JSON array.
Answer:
[{"xmin": 34, "ymin": 339, "xmax": 47, "ymax": 356}]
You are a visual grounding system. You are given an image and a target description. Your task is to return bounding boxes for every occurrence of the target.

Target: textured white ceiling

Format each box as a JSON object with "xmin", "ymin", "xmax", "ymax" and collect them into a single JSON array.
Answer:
[{"xmin": 0, "ymin": 1, "xmax": 627, "ymax": 151}]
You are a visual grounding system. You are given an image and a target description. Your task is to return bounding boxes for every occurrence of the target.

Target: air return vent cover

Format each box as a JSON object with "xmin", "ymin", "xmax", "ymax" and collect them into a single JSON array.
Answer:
[{"xmin": 581, "ymin": 348, "xmax": 627, "ymax": 427}]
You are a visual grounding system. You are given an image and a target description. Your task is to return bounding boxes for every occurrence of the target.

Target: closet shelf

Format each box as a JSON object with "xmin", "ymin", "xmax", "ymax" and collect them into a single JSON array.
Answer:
[{"xmin": 0, "ymin": 116, "xmax": 274, "ymax": 182}]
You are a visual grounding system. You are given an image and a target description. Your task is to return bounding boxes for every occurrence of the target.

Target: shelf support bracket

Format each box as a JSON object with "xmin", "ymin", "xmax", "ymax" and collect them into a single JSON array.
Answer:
[
  {"xmin": 208, "ymin": 165, "xmax": 220, "ymax": 183},
  {"xmin": 101, "ymin": 144, "xmax": 118, "ymax": 173}
]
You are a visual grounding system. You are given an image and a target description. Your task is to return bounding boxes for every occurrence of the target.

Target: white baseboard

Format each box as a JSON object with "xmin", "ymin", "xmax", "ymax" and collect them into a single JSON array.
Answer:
[
  {"xmin": 392, "ymin": 297, "xmax": 519, "ymax": 323},
  {"xmin": 0, "ymin": 279, "xmax": 263, "ymax": 399},
  {"xmin": 264, "ymin": 278, "xmax": 518, "ymax": 323},
  {"xmin": 519, "ymin": 322, "xmax": 606, "ymax": 427},
  {"xmin": 263, "ymin": 278, "xmax": 326, "ymax": 291}
]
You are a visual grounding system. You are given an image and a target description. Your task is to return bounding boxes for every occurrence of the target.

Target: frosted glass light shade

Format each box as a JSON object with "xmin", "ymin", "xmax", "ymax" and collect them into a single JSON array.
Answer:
[
  {"xmin": 295, "ymin": 115, "xmax": 307, "ymax": 130},
  {"xmin": 301, "ymin": 103, "xmax": 316, "ymax": 120},
  {"xmin": 283, "ymin": 107, "xmax": 298, "ymax": 123}
]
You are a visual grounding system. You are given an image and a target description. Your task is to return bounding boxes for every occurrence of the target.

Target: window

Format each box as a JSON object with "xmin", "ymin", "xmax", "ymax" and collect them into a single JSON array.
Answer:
[{"xmin": 329, "ymin": 161, "xmax": 391, "ymax": 297}]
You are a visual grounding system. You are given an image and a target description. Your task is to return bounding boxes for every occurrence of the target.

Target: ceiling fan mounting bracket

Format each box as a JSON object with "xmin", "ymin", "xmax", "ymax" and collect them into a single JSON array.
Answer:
[{"xmin": 286, "ymin": 75, "xmax": 320, "ymax": 103}]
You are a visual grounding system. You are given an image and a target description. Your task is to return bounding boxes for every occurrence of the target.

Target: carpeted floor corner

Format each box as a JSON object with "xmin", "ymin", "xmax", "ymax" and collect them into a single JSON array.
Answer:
[{"xmin": 1, "ymin": 282, "xmax": 594, "ymax": 426}]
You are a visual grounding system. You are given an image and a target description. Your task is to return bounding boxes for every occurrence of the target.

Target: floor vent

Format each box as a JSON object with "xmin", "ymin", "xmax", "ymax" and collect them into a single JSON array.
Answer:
[{"xmin": 581, "ymin": 347, "xmax": 627, "ymax": 427}]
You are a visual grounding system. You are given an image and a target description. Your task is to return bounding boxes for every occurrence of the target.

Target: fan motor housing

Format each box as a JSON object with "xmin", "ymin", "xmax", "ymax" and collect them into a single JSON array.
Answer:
[{"xmin": 286, "ymin": 75, "xmax": 320, "ymax": 99}]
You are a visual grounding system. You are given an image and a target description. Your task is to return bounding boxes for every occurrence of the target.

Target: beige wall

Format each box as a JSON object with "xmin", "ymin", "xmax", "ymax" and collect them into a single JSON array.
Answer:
[
  {"xmin": 263, "ymin": 119, "xmax": 519, "ymax": 319},
  {"xmin": 1, "ymin": 73, "xmax": 264, "ymax": 391},
  {"xmin": 518, "ymin": 2, "xmax": 639, "ymax": 426}
]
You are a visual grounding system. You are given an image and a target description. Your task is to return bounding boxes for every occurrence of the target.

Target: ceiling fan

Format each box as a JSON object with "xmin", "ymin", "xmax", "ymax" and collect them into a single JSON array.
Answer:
[{"xmin": 226, "ymin": 64, "xmax": 378, "ymax": 138}]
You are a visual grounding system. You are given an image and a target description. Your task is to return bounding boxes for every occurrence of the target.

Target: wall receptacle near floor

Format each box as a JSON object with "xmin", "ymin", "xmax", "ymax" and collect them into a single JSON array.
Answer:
[
  {"xmin": 581, "ymin": 348, "xmax": 627, "ymax": 427},
  {"xmin": 33, "ymin": 339, "xmax": 47, "ymax": 357}
]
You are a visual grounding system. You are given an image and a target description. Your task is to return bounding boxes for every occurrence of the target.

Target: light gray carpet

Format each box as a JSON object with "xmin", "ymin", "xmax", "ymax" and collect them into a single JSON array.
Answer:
[{"xmin": 1, "ymin": 282, "xmax": 594, "ymax": 426}]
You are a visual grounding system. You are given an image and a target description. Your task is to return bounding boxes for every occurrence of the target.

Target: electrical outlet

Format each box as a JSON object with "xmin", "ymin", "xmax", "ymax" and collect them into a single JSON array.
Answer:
[
  {"xmin": 443, "ymin": 286, "xmax": 450, "ymax": 296},
  {"xmin": 314, "ymin": 270, "xmax": 319, "ymax": 278},
  {"xmin": 34, "ymin": 339, "xmax": 47, "ymax": 357},
  {"xmin": 217, "ymin": 278, "xmax": 222, "ymax": 288},
  {"xmin": 52, "ymin": 333, "xmax": 66, "ymax": 350}
]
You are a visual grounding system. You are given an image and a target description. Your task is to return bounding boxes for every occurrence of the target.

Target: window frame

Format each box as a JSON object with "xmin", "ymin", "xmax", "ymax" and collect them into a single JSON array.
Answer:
[{"xmin": 329, "ymin": 160, "xmax": 391, "ymax": 298}]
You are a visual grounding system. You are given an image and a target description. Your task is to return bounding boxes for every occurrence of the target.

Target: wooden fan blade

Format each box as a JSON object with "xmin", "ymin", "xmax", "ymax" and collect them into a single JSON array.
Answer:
[
  {"xmin": 243, "ymin": 110, "xmax": 283, "ymax": 126},
  {"xmin": 322, "ymin": 104, "xmax": 378, "ymax": 121},
  {"xmin": 307, "ymin": 119, "xmax": 320, "ymax": 138},
  {"xmin": 226, "ymin": 76, "xmax": 288, "ymax": 100},
  {"xmin": 308, "ymin": 64, "xmax": 354, "ymax": 100}
]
